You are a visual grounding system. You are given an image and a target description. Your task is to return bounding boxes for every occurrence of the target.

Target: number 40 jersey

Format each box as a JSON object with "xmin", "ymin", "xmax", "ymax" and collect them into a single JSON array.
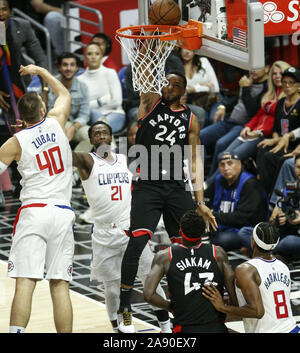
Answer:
[{"xmin": 15, "ymin": 117, "xmax": 72, "ymax": 206}]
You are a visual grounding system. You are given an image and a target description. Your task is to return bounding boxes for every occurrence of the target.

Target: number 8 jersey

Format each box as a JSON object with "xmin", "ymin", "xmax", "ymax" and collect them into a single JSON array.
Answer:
[
  {"xmin": 235, "ymin": 257, "xmax": 297, "ymax": 333},
  {"xmin": 15, "ymin": 117, "xmax": 72, "ymax": 206}
]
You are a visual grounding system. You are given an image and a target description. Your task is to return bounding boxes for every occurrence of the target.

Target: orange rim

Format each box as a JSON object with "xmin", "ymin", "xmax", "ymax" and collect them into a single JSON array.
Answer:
[{"xmin": 116, "ymin": 25, "xmax": 183, "ymax": 41}]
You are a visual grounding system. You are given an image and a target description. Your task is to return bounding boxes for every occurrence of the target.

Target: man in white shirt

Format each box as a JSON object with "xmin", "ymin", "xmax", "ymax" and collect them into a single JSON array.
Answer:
[{"xmin": 47, "ymin": 52, "xmax": 92, "ymax": 152}]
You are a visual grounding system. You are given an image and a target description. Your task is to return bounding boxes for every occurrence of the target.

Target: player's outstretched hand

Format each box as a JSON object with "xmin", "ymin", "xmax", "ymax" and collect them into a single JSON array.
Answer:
[
  {"xmin": 202, "ymin": 283, "xmax": 225, "ymax": 312},
  {"xmin": 196, "ymin": 204, "xmax": 217, "ymax": 232},
  {"xmin": 19, "ymin": 64, "xmax": 42, "ymax": 77}
]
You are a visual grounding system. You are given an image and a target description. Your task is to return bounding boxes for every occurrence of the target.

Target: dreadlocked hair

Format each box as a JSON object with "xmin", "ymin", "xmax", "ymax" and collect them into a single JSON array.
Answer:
[
  {"xmin": 255, "ymin": 222, "xmax": 279, "ymax": 253},
  {"xmin": 180, "ymin": 210, "xmax": 206, "ymax": 240}
]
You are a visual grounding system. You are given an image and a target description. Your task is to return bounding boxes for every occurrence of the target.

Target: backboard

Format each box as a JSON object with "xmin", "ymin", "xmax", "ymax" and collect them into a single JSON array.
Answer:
[{"xmin": 138, "ymin": 0, "xmax": 265, "ymax": 70}]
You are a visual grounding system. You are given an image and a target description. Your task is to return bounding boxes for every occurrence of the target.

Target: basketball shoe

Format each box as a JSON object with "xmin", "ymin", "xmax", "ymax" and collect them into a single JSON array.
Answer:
[{"xmin": 118, "ymin": 307, "xmax": 135, "ymax": 333}]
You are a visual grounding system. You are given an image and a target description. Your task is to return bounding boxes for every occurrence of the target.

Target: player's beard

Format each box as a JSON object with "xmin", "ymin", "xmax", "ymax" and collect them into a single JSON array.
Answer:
[{"xmin": 161, "ymin": 94, "xmax": 178, "ymax": 105}]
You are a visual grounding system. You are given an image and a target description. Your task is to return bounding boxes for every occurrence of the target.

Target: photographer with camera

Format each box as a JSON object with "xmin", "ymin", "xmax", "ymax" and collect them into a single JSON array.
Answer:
[{"xmin": 269, "ymin": 153, "xmax": 300, "ymax": 262}]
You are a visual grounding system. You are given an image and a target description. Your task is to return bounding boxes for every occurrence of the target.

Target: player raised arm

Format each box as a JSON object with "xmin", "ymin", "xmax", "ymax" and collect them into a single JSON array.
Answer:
[
  {"xmin": 136, "ymin": 37, "xmax": 161, "ymax": 120},
  {"xmin": 138, "ymin": 90, "xmax": 160, "ymax": 120},
  {"xmin": 188, "ymin": 115, "xmax": 217, "ymax": 231},
  {"xmin": 19, "ymin": 65, "xmax": 71, "ymax": 129},
  {"xmin": 72, "ymin": 151, "xmax": 94, "ymax": 181}
]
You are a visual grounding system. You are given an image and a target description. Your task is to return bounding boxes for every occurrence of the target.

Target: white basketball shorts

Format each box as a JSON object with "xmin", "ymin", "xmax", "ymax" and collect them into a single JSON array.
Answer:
[
  {"xmin": 8, "ymin": 203, "xmax": 75, "ymax": 281},
  {"xmin": 90, "ymin": 227, "xmax": 154, "ymax": 282}
]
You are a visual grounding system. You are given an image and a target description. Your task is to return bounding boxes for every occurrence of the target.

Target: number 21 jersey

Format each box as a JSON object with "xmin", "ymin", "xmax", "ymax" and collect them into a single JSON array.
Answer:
[
  {"xmin": 15, "ymin": 117, "xmax": 72, "ymax": 205},
  {"xmin": 81, "ymin": 152, "xmax": 132, "ymax": 228}
]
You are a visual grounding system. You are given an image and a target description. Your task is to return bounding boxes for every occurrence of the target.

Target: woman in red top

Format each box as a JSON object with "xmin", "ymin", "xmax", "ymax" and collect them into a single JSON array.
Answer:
[{"xmin": 221, "ymin": 61, "xmax": 290, "ymax": 161}]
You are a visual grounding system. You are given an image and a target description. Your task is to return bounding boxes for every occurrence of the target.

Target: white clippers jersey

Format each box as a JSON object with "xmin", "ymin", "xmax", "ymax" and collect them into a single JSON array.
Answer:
[
  {"xmin": 236, "ymin": 257, "xmax": 296, "ymax": 333},
  {"xmin": 15, "ymin": 117, "xmax": 72, "ymax": 206},
  {"xmin": 81, "ymin": 152, "xmax": 132, "ymax": 245}
]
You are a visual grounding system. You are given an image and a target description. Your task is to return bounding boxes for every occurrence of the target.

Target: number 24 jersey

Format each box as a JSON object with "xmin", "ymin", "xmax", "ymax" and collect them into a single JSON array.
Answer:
[{"xmin": 136, "ymin": 98, "xmax": 194, "ymax": 180}]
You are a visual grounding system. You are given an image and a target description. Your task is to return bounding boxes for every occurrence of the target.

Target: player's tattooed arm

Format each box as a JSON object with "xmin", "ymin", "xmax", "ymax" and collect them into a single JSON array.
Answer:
[{"xmin": 138, "ymin": 92, "xmax": 160, "ymax": 120}]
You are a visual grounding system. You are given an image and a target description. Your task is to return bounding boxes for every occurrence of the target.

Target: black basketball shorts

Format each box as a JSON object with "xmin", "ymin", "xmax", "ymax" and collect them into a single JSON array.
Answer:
[{"xmin": 129, "ymin": 179, "xmax": 196, "ymax": 242}]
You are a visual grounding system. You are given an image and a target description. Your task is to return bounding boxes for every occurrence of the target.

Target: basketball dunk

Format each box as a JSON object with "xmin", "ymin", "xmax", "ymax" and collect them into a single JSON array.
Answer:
[{"xmin": 116, "ymin": 21, "xmax": 217, "ymax": 332}]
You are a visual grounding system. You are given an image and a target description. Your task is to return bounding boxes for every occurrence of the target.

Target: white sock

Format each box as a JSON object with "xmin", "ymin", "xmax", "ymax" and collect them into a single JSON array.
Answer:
[
  {"xmin": 9, "ymin": 326, "xmax": 25, "ymax": 333},
  {"xmin": 159, "ymin": 319, "xmax": 172, "ymax": 333}
]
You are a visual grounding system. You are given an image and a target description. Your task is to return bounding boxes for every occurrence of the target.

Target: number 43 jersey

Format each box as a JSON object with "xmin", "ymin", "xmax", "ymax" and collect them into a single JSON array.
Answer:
[
  {"xmin": 136, "ymin": 98, "xmax": 193, "ymax": 181},
  {"xmin": 15, "ymin": 117, "xmax": 72, "ymax": 206},
  {"xmin": 167, "ymin": 243, "xmax": 226, "ymax": 328}
]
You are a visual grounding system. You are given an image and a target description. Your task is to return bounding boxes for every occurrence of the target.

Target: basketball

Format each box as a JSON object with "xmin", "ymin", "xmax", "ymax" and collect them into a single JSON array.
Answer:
[{"xmin": 148, "ymin": 0, "xmax": 181, "ymax": 25}]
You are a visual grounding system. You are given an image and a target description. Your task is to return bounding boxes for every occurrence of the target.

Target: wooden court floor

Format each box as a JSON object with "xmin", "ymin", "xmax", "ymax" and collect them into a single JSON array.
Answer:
[
  {"xmin": 0, "ymin": 191, "xmax": 299, "ymax": 335},
  {"xmin": 0, "ymin": 260, "xmax": 159, "ymax": 333}
]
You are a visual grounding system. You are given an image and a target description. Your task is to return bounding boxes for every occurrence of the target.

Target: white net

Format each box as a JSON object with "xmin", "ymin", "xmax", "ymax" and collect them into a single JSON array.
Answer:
[{"xmin": 116, "ymin": 27, "xmax": 178, "ymax": 95}]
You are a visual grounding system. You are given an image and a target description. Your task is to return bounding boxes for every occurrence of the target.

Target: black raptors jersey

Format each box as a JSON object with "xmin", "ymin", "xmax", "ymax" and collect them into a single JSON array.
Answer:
[
  {"xmin": 135, "ymin": 98, "xmax": 193, "ymax": 181},
  {"xmin": 167, "ymin": 243, "xmax": 226, "ymax": 330}
]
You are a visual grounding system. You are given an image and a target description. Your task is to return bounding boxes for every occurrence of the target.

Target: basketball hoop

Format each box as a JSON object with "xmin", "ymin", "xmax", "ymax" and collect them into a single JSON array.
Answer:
[
  {"xmin": 116, "ymin": 21, "xmax": 203, "ymax": 95},
  {"xmin": 116, "ymin": 25, "xmax": 182, "ymax": 95}
]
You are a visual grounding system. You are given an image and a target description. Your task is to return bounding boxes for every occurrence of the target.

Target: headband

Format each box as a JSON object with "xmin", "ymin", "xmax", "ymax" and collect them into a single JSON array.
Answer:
[
  {"xmin": 252, "ymin": 223, "xmax": 279, "ymax": 251},
  {"xmin": 179, "ymin": 226, "xmax": 202, "ymax": 242}
]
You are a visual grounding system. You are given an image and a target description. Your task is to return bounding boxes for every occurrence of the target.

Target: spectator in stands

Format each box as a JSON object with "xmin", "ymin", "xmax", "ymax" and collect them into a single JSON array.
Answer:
[
  {"xmin": 90, "ymin": 32, "xmax": 118, "ymax": 72},
  {"xmin": 269, "ymin": 130, "xmax": 300, "ymax": 207},
  {"xmin": 208, "ymin": 62, "xmax": 247, "ymax": 126},
  {"xmin": 239, "ymin": 153, "xmax": 300, "ymax": 262},
  {"xmin": 47, "ymin": 52, "xmax": 92, "ymax": 152},
  {"xmin": 178, "ymin": 48, "xmax": 219, "ymax": 128},
  {"xmin": 256, "ymin": 67, "xmax": 300, "ymax": 195},
  {"xmin": 125, "ymin": 49, "xmax": 185, "ymax": 121},
  {"xmin": 200, "ymin": 63, "xmax": 269, "ymax": 180},
  {"xmin": 0, "ymin": 0, "xmax": 47, "ymax": 199},
  {"xmin": 0, "ymin": 0, "xmax": 47, "ymax": 96},
  {"xmin": 268, "ymin": 153, "xmax": 300, "ymax": 262},
  {"xmin": 77, "ymin": 42, "xmax": 126, "ymax": 134},
  {"xmin": 205, "ymin": 61, "xmax": 290, "ymax": 186},
  {"xmin": 29, "ymin": 0, "xmax": 68, "ymax": 57},
  {"xmin": 204, "ymin": 152, "xmax": 268, "ymax": 252}
]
